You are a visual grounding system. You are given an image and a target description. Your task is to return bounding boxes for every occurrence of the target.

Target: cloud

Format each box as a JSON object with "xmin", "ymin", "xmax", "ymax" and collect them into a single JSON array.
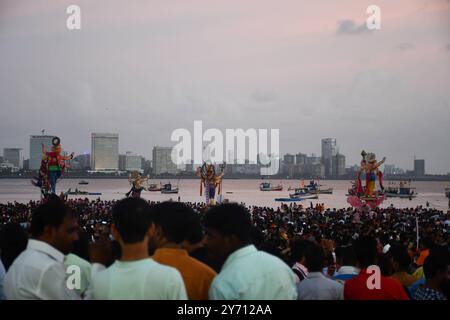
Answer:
[
  {"xmin": 446, "ymin": 43, "xmax": 450, "ymax": 51},
  {"xmin": 336, "ymin": 20, "xmax": 371, "ymax": 35},
  {"xmin": 396, "ymin": 42, "xmax": 415, "ymax": 51}
]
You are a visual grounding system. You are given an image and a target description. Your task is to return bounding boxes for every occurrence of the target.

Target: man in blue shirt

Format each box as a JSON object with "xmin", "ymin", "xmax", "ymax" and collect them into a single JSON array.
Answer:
[{"xmin": 203, "ymin": 203, "xmax": 297, "ymax": 300}]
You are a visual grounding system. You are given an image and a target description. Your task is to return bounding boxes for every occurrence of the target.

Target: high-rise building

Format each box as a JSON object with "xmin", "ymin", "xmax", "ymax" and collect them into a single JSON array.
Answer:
[
  {"xmin": 414, "ymin": 159, "xmax": 425, "ymax": 177},
  {"xmin": 321, "ymin": 138, "xmax": 337, "ymax": 177},
  {"xmin": 91, "ymin": 133, "xmax": 119, "ymax": 171},
  {"xmin": 295, "ymin": 153, "xmax": 307, "ymax": 165},
  {"xmin": 3, "ymin": 148, "xmax": 23, "ymax": 169},
  {"xmin": 29, "ymin": 135, "xmax": 54, "ymax": 170},
  {"xmin": 152, "ymin": 146, "xmax": 178, "ymax": 175},
  {"xmin": 283, "ymin": 154, "xmax": 295, "ymax": 165},
  {"xmin": 125, "ymin": 152, "xmax": 142, "ymax": 172},
  {"xmin": 333, "ymin": 153, "xmax": 346, "ymax": 177}
]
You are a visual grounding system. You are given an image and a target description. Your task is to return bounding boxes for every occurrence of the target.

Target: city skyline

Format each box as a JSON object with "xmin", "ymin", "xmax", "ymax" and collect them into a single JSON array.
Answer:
[
  {"xmin": 1, "ymin": 1, "xmax": 449, "ymax": 173},
  {"xmin": 0, "ymin": 133, "xmax": 437, "ymax": 175}
]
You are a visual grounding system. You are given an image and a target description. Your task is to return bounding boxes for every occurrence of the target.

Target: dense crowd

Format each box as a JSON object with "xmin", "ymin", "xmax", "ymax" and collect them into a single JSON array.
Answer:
[{"xmin": 0, "ymin": 197, "xmax": 449, "ymax": 300}]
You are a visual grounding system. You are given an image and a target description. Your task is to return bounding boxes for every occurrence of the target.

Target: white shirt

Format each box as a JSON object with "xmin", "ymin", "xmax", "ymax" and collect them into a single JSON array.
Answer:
[
  {"xmin": 297, "ymin": 271, "xmax": 344, "ymax": 300},
  {"xmin": 86, "ymin": 258, "xmax": 187, "ymax": 300},
  {"xmin": 0, "ymin": 259, "xmax": 6, "ymax": 300},
  {"xmin": 4, "ymin": 239, "xmax": 80, "ymax": 300},
  {"xmin": 209, "ymin": 245, "xmax": 298, "ymax": 300}
]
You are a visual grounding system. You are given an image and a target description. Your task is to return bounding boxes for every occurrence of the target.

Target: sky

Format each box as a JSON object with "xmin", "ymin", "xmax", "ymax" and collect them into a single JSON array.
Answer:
[{"xmin": 0, "ymin": 0, "xmax": 449, "ymax": 173}]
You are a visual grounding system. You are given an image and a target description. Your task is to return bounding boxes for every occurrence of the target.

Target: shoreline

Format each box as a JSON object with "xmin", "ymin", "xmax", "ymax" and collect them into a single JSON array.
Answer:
[{"xmin": 1, "ymin": 176, "xmax": 449, "ymax": 182}]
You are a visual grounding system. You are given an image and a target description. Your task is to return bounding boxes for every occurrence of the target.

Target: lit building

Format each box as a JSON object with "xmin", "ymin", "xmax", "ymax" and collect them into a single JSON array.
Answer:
[{"xmin": 91, "ymin": 133, "xmax": 119, "ymax": 171}]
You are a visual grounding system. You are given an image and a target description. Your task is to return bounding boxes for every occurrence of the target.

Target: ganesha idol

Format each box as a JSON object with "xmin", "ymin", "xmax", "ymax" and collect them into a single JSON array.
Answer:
[{"xmin": 347, "ymin": 150, "xmax": 386, "ymax": 209}]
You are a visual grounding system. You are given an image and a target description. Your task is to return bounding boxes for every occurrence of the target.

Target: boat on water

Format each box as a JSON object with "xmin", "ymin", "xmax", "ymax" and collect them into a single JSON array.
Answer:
[
  {"xmin": 275, "ymin": 194, "xmax": 318, "ymax": 202},
  {"xmin": 289, "ymin": 180, "xmax": 333, "ymax": 194},
  {"xmin": 147, "ymin": 183, "xmax": 161, "ymax": 192},
  {"xmin": 275, "ymin": 197, "xmax": 305, "ymax": 202},
  {"xmin": 259, "ymin": 182, "xmax": 283, "ymax": 191},
  {"xmin": 78, "ymin": 180, "xmax": 89, "ymax": 185},
  {"xmin": 289, "ymin": 193, "xmax": 319, "ymax": 200},
  {"xmin": 67, "ymin": 188, "xmax": 101, "ymax": 196},
  {"xmin": 384, "ymin": 181, "xmax": 417, "ymax": 198},
  {"xmin": 161, "ymin": 183, "xmax": 179, "ymax": 194}
]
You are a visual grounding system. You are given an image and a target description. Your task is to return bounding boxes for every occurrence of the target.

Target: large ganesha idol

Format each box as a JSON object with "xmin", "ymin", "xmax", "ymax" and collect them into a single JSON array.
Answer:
[{"xmin": 347, "ymin": 150, "xmax": 386, "ymax": 209}]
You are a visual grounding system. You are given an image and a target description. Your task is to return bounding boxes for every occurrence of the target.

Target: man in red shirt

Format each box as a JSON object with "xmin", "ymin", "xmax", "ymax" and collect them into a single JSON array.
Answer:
[{"xmin": 344, "ymin": 236, "xmax": 409, "ymax": 300}]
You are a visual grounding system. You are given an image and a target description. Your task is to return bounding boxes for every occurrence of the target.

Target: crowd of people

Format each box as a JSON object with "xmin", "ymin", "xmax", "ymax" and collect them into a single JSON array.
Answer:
[{"xmin": 0, "ymin": 197, "xmax": 449, "ymax": 300}]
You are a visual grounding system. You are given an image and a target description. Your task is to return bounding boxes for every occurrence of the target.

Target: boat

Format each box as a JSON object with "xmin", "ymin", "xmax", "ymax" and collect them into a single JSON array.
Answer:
[
  {"xmin": 445, "ymin": 187, "xmax": 450, "ymax": 198},
  {"xmin": 147, "ymin": 183, "xmax": 161, "ymax": 192},
  {"xmin": 384, "ymin": 181, "xmax": 417, "ymax": 198},
  {"xmin": 259, "ymin": 182, "xmax": 283, "ymax": 191},
  {"xmin": 289, "ymin": 193, "xmax": 319, "ymax": 200},
  {"xmin": 289, "ymin": 180, "xmax": 333, "ymax": 194},
  {"xmin": 67, "ymin": 188, "xmax": 102, "ymax": 196},
  {"xmin": 78, "ymin": 180, "xmax": 89, "ymax": 185},
  {"xmin": 275, "ymin": 197, "xmax": 306, "ymax": 202},
  {"xmin": 161, "ymin": 183, "xmax": 179, "ymax": 194}
]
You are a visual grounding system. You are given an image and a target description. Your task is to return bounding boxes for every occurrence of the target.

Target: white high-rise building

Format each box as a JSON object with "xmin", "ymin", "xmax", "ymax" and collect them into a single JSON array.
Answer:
[
  {"xmin": 3, "ymin": 148, "xmax": 23, "ymax": 169},
  {"xmin": 152, "ymin": 146, "xmax": 178, "ymax": 175},
  {"xmin": 29, "ymin": 135, "xmax": 54, "ymax": 170},
  {"xmin": 91, "ymin": 133, "xmax": 119, "ymax": 171}
]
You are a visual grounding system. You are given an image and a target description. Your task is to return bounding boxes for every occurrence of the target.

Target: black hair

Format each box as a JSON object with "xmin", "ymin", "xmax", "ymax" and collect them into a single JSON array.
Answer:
[
  {"xmin": 185, "ymin": 212, "xmax": 204, "ymax": 244},
  {"xmin": 305, "ymin": 244, "xmax": 325, "ymax": 272},
  {"xmin": 71, "ymin": 231, "xmax": 90, "ymax": 261},
  {"xmin": 29, "ymin": 198, "xmax": 77, "ymax": 238},
  {"xmin": 290, "ymin": 239, "xmax": 314, "ymax": 262},
  {"xmin": 112, "ymin": 198, "xmax": 152, "ymax": 244},
  {"xmin": 150, "ymin": 202, "xmax": 196, "ymax": 244},
  {"xmin": 352, "ymin": 236, "xmax": 378, "ymax": 268},
  {"xmin": 0, "ymin": 223, "xmax": 29, "ymax": 270},
  {"xmin": 335, "ymin": 246, "xmax": 357, "ymax": 267},
  {"xmin": 423, "ymin": 245, "xmax": 450, "ymax": 279},
  {"xmin": 203, "ymin": 203, "xmax": 251, "ymax": 243},
  {"xmin": 389, "ymin": 244, "xmax": 411, "ymax": 271}
]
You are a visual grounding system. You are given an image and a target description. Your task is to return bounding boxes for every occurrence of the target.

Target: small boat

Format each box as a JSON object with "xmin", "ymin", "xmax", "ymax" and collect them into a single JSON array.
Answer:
[
  {"xmin": 384, "ymin": 181, "xmax": 417, "ymax": 198},
  {"xmin": 161, "ymin": 183, "xmax": 179, "ymax": 194},
  {"xmin": 78, "ymin": 180, "xmax": 89, "ymax": 185},
  {"xmin": 289, "ymin": 194, "xmax": 319, "ymax": 200},
  {"xmin": 275, "ymin": 197, "xmax": 305, "ymax": 202},
  {"xmin": 259, "ymin": 182, "xmax": 283, "ymax": 191},
  {"xmin": 289, "ymin": 180, "xmax": 332, "ymax": 194},
  {"xmin": 147, "ymin": 183, "xmax": 161, "ymax": 192},
  {"xmin": 67, "ymin": 188, "xmax": 101, "ymax": 196}
]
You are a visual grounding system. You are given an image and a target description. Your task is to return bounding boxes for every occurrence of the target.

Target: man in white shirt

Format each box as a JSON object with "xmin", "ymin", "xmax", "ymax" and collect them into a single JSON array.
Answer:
[
  {"xmin": 86, "ymin": 198, "xmax": 187, "ymax": 300},
  {"xmin": 297, "ymin": 244, "xmax": 343, "ymax": 300},
  {"xmin": 4, "ymin": 197, "xmax": 81, "ymax": 300},
  {"xmin": 204, "ymin": 203, "xmax": 297, "ymax": 300},
  {"xmin": 0, "ymin": 259, "xmax": 5, "ymax": 300}
]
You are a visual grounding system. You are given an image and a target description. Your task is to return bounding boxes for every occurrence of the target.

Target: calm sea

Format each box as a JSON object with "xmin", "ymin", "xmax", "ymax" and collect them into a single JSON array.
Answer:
[{"xmin": 1, "ymin": 179, "xmax": 449, "ymax": 210}]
